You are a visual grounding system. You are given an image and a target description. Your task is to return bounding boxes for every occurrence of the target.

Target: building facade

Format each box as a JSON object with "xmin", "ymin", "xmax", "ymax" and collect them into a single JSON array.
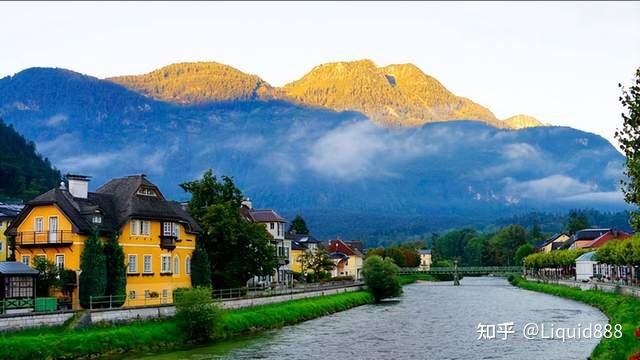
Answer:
[
  {"xmin": 327, "ymin": 239, "xmax": 364, "ymax": 280},
  {"xmin": 241, "ymin": 200, "xmax": 292, "ymax": 287},
  {"xmin": 5, "ymin": 174, "xmax": 199, "ymax": 309}
]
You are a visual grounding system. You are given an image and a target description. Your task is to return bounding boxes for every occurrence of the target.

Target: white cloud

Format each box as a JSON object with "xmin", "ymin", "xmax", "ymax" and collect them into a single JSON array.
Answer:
[
  {"xmin": 45, "ymin": 114, "xmax": 68, "ymax": 126},
  {"xmin": 58, "ymin": 152, "xmax": 121, "ymax": 171},
  {"xmin": 560, "ymin": 191, "xmax": 624, "ymax": 203},
  {"xmin": 305, "ymin": 121, "xmax": 435, "ymax": 180},
  {"xmin": 503, "ymin": 174, "xmax": 598, "ymax": 200}
]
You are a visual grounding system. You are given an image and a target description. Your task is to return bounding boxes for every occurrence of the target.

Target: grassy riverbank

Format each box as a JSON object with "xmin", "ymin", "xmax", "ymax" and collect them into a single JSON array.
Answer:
[
  {"xmin": 0, "ymin": 291, "xmax": 374, "ymax": 360},
  {"xmin": 510, "ymin": 276, "xmax": 640, "ymax": 360}
]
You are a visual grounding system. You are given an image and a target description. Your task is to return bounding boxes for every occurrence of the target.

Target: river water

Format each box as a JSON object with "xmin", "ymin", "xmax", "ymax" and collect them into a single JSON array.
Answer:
[{"xmin": 123, "ymin": 277, "xmax": 607, "ymax": 360}]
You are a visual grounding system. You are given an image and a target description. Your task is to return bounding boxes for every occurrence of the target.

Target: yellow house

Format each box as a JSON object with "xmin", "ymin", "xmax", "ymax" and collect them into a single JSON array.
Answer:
[
  {"xmin": 327, "ymin": 239, "xmax": 364, "ymax": 280},
  {"xmin": 287, "ymin": 233, "xmax": 321, "ymax": 274},
  {"xmin": 0, "ymin": 204, "xmax": 23, "ymax": 261},
  {"xmin": 537, "ymin": 233, "xmax": 570, "ymax": 253},
  {"xmin": 5, "ymin": 174, "xmax": 199, "ymax": 309}
]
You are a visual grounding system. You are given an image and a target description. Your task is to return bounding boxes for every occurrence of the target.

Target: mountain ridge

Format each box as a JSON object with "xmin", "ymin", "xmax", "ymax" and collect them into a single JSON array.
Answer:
[{"xmin": 107, "ymin": 59, "xmax": 546, "ymax": 130}]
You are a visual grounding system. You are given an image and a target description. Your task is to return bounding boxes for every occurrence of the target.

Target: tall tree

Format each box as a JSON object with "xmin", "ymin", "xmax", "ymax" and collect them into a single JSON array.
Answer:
[
  {"xmin": 104, "ymin": 233, "xmax": 126, "ymax": 306},
  {"xmin": 288, "ymin": 215, "xmax": 310, "ymax": 235},
  {"xmin": 488, "ymin": 225, "xmax": 527, "ymax": 266},
  {"xmin": 79, "ymin": 230, "xmax": 106, "ymax": 308},
  {"xmin": 33, "ymin": 257, "xmax": 60, "ymax": 297},
  {"xmin": 566, "ymin": 211, "xmax": 590, "ymax": 235},
  {"xmin": 191, "ymin": 244, "xmax": 212, "ymax": 287},
  {"xmin": 303, "ymin": 246, "xmax": 335, "ymax": 274},
  {"xmin": 181, "ymin": 170, "xmax": 277, "ymax": 288},
  {"xmin": 615, "ymin": 68, "xmax": 640, "ymax": 231}
]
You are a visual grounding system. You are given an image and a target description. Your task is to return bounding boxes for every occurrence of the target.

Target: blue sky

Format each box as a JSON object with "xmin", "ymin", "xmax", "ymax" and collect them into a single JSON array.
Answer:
[{"xmin": 2, "ymin": 1, "xmax": 639, "ymax": 145}]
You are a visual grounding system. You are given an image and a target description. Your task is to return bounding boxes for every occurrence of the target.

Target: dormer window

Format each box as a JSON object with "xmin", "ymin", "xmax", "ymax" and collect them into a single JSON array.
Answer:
[
  {"xmin": 137, "ymin": 187, "xmax": 158, "ymax": 197},
  {"xmin": 163, "ymin": 222, "xmax": 179, "ymax": 237},
  {"xmin": 92, "ymin": 215, "xmax": 102, "ymax": 224}
]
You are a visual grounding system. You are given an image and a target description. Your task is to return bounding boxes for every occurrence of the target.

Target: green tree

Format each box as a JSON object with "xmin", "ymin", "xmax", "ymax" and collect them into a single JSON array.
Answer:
[
  {"xmin": 303, "ymin": 246, "xmax": 335, "ymax": 274},
  {"xmin": 79, "ymin": 230, "xmax": 107, "ymax": 309},
  {"xmin": 615, "ymin": 68, "xmax": 640, "ymax": 231},
  {"xmin": 174, "ymin": 287, "xmax": 221, "ymax": 343},
  {"xmin": 488, "ymin": 225, "xmax": 528, "ymax": 266},
  {"xmin": 104, "ymin": 233, "xmax": 126, "ymax": 306},
  {"xmin": 362, "ymin": 255, "xmax": 402, "ymax": 302},
  {"xmin": 514, "ymin": 243, "xmax": 534, "ymax": 265},
  {"xmin": 463, "ymin": 235, "xmax": 489, "ymax": 266},
  {"xmin": 288, "ymin": 215, "xmax": 310, "ymax": 235},
  {"xmin": 32, "ymin": 257, "xmax": 60, "ymax": 297},
  {"xmin": 181, "ymin": 170, "xmax": 277, "ymax": 288},
  {"xmin": 566, "ymin": 211, "xmax": 589, "ymax": 235},
  {"xmin": 191, "ymin": 244, "xmax": 212, "ymax": 287}
]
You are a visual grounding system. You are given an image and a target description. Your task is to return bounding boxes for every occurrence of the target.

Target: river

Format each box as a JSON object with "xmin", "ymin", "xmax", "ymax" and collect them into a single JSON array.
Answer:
[{"xmin": 121, "ymin": 277, "xmax": 607, "ymax": 360}]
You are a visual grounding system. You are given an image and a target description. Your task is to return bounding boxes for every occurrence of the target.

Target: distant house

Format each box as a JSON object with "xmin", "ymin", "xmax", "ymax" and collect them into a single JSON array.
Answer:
[
  {"xmin": 575, "ymin": 251, "xmax": 597, "ymax": 281},
  {"xmin": 5, "ymin": 174, "xmax": 199, "ymax": 309},
  {"xmin": 241, "ymin": 199, "xmax": 292, "ymax": 287},
  {"xmin": 418, "ymin": 249, "xmax": 432, "ymax": 270},
  {"xmin": 536, "ymin": 233, "xmax": 570, "ymax": 253},
  {"xmin": 286, "ymin": 232, "xmax": 321, "ymax": 274},
  {"xmin": 0, "ymin": 261, "xmax": 38, "ymax": 313},
  {"xmin": 327, "ymin": 239, "xmax": 364, "ymax": 280},
  {"xmin": 0, "ymin": 204, "xmax": 24, "ymax": 261},
  {"xmin": 575, "ymin": 229, "xmax": 631, "ymax": 249}
]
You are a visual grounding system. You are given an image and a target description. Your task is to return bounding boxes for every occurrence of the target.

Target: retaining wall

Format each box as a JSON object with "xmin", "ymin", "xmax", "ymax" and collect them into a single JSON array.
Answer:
[
  {"xmin": 0, "ymin": 284, "xmax": 364, "ymax": 331},
  {"xmin": 525, "ymin": 277, "xmax": 640, "ymax": 298}
]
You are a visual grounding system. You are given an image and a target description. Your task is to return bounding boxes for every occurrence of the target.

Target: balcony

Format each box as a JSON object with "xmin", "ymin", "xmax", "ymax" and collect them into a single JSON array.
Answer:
[
  {"xmin": 14, "ymin": 231, "xmax": 74, "ymax": 247},
  {"xmin": 160, "ymin": 235, "xmax": 177, "ymax": 250}
]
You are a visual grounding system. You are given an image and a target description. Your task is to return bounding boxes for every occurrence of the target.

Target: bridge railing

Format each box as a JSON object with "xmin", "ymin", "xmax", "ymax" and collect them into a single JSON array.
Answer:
[{"xmin": 399, "ymin": 266, "xmax": 523, "ymax": 274}]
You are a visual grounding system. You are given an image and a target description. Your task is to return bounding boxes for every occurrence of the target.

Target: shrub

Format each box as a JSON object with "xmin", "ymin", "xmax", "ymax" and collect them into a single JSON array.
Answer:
[
  {"xmin": 362, "ymin": 255, "xmax": 402, "ymax": 302},
  {"xmin": 329, "ymin": 276, "xmax": 354, "ymax": 282},
  {"xmin": 174, "ymin": 287, "xmax": 221, "ymax": 343},
  {"xmin": 191, "ymin": 245, "xmax": 212, "ymax": 287},
  {"xmin": 104, "ymin": 233, "xmax": 126, "ymax": 307},
  {"xmin": 79, "ymin": 230, "xmax": 106, "ymax": 309}
]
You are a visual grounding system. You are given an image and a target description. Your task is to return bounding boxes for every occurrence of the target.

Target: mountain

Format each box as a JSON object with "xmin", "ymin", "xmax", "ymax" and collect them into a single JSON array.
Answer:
[
  {"xmin": 109, "ymin": 62, "xmax": 275, "ymax": 104},
  {"xmin": 282, "ymin": 59, "xmax": 501, "ymax": 127},
  {"xmin": 107, "ymin": 59, "xmax": 543, "ymax": 129},
  {"xmin": 503, "ymin": 114, "xmax": 547, "ymax": 129},
  {"xmin": 0, "ymin": 67, "xmax": 628, "ymax": 245},
  {"xmin": 0, "ymin": 117, "xmax": 61, "ymax": 202}
]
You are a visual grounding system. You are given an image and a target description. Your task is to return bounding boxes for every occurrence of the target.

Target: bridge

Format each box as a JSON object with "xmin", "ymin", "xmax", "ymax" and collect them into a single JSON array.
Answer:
[{"xmin": 399, "ymin": 266, "xmax": 523, "ymax": 275}]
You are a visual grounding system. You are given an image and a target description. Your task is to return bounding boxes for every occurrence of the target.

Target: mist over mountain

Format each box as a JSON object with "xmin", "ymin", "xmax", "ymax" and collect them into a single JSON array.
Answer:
[{"xmin": 0, "ymin": 65, "xmax": 628, "ymax": 244}]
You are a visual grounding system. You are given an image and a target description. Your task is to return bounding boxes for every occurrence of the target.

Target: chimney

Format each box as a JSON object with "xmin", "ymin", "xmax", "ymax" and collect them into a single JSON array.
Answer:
[
  {"xmin": 241, "ymin": 197, "xmax": 253, "ymax": 209},
  {"xmin": 66, "ymin": 174, "xmax": 90, "ymax": 199}
]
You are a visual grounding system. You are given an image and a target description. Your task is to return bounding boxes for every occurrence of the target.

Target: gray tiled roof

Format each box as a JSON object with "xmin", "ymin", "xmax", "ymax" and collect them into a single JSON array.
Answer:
[
  {"xmin": 246, "ymin": 209, "xmax": 286, "ymax": 223},
  {"xmin": 7, "ymin": 175, "xmax": 199, "ymax": 236},
  {"xmin": 0, "ymin": 261, "xmax": 39, "ymax": 275}
]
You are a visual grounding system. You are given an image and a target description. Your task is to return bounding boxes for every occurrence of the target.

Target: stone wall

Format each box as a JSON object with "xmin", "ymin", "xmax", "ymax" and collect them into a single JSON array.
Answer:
[
  {"xmin": 0, "ymin": 311, "xmax": 75, "ymax": 332},
  {"xmin": 0, "ymin": 284, "xmax": 365, "ymax": 332}
]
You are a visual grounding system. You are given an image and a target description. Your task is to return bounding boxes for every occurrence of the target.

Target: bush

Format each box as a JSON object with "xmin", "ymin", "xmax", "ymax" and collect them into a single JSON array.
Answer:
[
  {"xmin": 174, "ymin": 287, "xmax": 221, "ymax": 343},
  {"xmin": 79, "ymin": 230, "xmax": 106, "ymax": 309},
  {"xmin": 329, "ymin": 276, "xmax": 354, "ymax": 282},
  {"xmin": 362, "ymin": 256, "xmax": 402, "ymax": 302}
]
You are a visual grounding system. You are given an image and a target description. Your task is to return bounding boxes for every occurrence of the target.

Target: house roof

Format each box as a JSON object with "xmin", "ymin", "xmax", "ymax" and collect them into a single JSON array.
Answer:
[
  {"xmin": 0, "ymin": 204, "xmax": 24, "ymax": 219},
  {"xmin": 344, "ymin": 240, "xmax": 364, "ymax": 253},
  {"xmin": 291, "ymin": 240, "xmax": 308, "ymax": 251},
  {"xmin": 0, "ymin": 261, "xmax": 39, "ymax": 275},
  {"xmin": 418, "ymin": 249, "xmax": 432, "ymax": 255},
  {"xmin": 286, "ymin": 233, "xmax": 321, "ymax": 244},
  {"xmin": 579, "ymin": 230, "xmax": 632, "ymax": 249},
  {"xmin": 538, "ymin": 232, "xmax": 569, "ymax": 248},
  {"xmin": 576, "ymin": 251, "xmax": 597, "ymax": 262},
  {"xmin": 244, "ymin": 208, "xmax": 286, "ymax": 223},
  {"xmin": 561, "ymin": 229, "xmax": 613, "ymax": 249},
  {"xmin": 327, "ymin": 239, "xmax": 362, "ymax": 257},
  {"xmin": 7, "ymin": 175, "xmax": 200, "ymax": 236}
]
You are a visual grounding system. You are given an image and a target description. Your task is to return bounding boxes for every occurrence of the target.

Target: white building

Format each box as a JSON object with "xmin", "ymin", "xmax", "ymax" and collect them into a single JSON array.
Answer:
[
  {"xmin": 241, "ymin": 199, "xmax": 292, "ymax": 287},
  {"xmin": 575, "ymin": 251, "xmax": 597, "ymax": 281}
]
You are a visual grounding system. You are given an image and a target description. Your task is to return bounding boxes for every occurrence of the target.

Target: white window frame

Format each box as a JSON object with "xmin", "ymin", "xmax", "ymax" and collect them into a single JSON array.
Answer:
[
  {"xmin": 92, "ymin": 215, "xmax": 102, "ymax": 224},
  {"xmin": 163, "ymin": 222, "xmax": 178, "ymax": 237},
  {"xmin": 128, "ymin": 254, "xmax": 138, "ymax": 274},
  {"xmin": 173, "ymin": 255, "xmax": 180, "ymax": 275},
  {"xmin": 55, "ymin": 254, "xmax": 65, "ymax": 270},
  {"xmin": 130, "ymin": 220, "xmax": 139, "ymax": 236},
  {"xmin": 143, "ymin": 254, "xmax": 152, "ymax": 273},
  {"xmin": 129, "ymin": 290, "xmax": 136, "ymax": 300},
  {"xmin": 185, "ymin": 256, "xmax": 191, "ymax": 275},
  {"xmin": 34, "ymin": 217, "xmax": 44, "ymax": 233},
  {"xmin": 21, "ymin": 255, "xmax": 30, "ymax": 266},
  {"xmin": 141, "ymin": 221, "xmax": 150, "ymax": 236},
  {"xmin": 161, "ymin": 255, "xmax": 172, "ymax": 273}
]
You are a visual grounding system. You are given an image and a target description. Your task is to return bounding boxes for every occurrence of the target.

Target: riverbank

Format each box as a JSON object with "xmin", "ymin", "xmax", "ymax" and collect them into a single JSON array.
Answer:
[
  {"xmin": 0, "ymin": 291, "xmax": 374, "ymax": 360},
  {"xmin": 399, "ymin": 273, "xmax": 438, "ymax": 285},
  {"xmin": 510, "ymin": 276, "xmax": 640, "ymax": 360}
]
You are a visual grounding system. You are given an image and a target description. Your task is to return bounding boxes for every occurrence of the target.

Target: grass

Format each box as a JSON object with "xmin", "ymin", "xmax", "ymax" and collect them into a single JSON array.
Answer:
[
  {"xmin": 510, "ymin": 276, "xmax": 640, "ymax": 360},
  {"xmin": 0, "ymin": 291, "xmax": 374, "ymax": 360}
]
